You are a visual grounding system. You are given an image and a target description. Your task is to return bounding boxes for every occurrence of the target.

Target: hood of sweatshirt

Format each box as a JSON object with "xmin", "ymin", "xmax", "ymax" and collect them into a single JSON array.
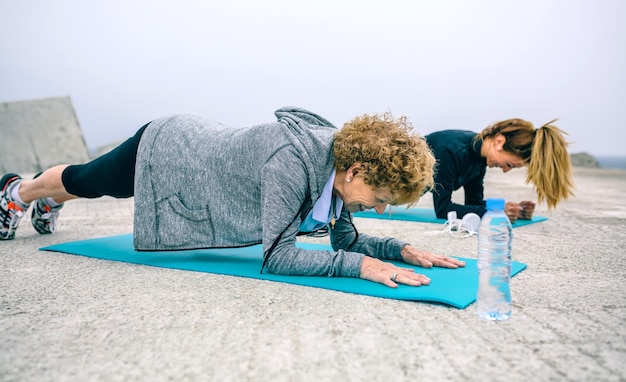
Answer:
[{"xmin": 274, "ymin": 107, "xmax": 337, "ymax": 205}]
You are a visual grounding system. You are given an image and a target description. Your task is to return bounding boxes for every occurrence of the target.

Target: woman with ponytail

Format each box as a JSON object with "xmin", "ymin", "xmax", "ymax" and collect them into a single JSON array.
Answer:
[{"xmin": 425, "ymin": 119, "xmax": 574, "ymax": 223}]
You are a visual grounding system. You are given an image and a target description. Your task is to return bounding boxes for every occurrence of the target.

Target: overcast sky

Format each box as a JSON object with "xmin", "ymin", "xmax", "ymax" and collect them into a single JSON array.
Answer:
[{"xmin": 1, "ymin": 0, "xmax": 624, "ymax": 156}]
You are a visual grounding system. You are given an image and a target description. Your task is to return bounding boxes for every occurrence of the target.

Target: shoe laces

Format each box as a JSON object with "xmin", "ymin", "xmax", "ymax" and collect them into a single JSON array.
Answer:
[
  {"xmin": 37, "ymin": 202, "xmax": 61, "ymax": 231},
  {"xmin": 4, "ymin": 201, "xmax": 25, "ymax": 235}
]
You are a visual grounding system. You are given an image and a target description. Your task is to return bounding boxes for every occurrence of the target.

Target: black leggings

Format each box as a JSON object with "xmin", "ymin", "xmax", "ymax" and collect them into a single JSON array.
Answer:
[{"xmin": 62, "ymin": 123, "xmax": 149, "ymax": 198}]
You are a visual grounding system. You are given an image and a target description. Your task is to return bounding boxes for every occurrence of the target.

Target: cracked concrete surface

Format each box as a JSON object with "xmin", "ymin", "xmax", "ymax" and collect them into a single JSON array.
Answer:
[{"xmin": 1, "ymin": 168, "xmax": 625, "ymax": 381}]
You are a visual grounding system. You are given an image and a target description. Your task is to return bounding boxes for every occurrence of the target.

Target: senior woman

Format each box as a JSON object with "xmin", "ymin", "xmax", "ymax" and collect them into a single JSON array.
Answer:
[{"xmin": 1, "ymin": 107, "xmax": 465, "ymax": 287}]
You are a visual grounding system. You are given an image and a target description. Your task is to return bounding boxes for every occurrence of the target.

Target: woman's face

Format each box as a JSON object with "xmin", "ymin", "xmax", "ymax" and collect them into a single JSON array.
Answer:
[
  {"xmin": 337, "ymin": 175, "xmax": 392, "ymax": 214},
  {"xmin": 485, "ymin": 135, "xmax": 526, "ymax": 173}
]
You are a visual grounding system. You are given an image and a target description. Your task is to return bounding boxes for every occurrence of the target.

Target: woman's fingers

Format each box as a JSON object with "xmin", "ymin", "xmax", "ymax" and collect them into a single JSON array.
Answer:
[
  {"xmin": 401, "ymin": 246, "xmax": 466, "ymax": 269},
  {"xmin": 360, "ymin": 257, "xmax": 431, "ymax": 288},
  {"xmin": 518, "ymin": 200, "xmax": 536, "ymax": 220},
  {"xmin": 505, "ymin": 201, "xmax": 522, "ymax": 223},
  {"xmin": 431, "ymin": 256, "xmax": 466, "ymax": 268},
  {"xmin": 388, "ymin": 271, "xmax": 431, "ymax": 287}
]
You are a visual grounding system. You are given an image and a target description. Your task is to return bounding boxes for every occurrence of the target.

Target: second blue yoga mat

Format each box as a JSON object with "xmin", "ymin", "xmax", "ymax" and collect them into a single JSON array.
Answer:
[
  {"xmin": 354, "ymin": 207, "xmax": 547, "ymax": 227},
  {"xmin": 40, "ymin": 234, "xmax": 527, "ymax": 309}
]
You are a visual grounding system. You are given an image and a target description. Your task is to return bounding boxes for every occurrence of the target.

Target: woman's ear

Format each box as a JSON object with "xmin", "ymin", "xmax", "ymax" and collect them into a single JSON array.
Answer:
[
  {"xmin": 347, "ymin": 162, "xmax": 362, "ymax": 179},
  {"xmin": 494, "ymin": 135, "xmax": 506, "ymax": 151}
]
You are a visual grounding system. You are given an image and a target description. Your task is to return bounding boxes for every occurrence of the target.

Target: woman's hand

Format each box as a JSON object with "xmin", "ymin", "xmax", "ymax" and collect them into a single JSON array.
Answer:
[
  {"xmin": 359, "ymin": 256, "xmax": 431, "ymax": 288},
  {"xmin": 518, "ymin": 200, "xmax": 536, "ymax": 220},
  {"xmin": 400, "ymin": 245, "xmax": 466, "ymax": 269},
  {"xmin": 359, "ymin": 246, "xmax": 466, "ymax": 288},
  {"xmin": 505, "ymin": 201, "xmax": 523, "ymax": 223}
]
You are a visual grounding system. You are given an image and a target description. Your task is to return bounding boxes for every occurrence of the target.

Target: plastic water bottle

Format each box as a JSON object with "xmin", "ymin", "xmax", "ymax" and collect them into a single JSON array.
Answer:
[{"xmin": 476, "ymin": 198, "xmax": 513, "ymax": 320}]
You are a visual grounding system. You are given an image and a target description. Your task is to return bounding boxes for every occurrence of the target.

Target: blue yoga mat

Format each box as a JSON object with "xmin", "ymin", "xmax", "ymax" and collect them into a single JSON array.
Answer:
[
  {"xmin": 40, "ymin": 234, "xmax": 527, "ymax": 309},
  {"xmin": 354, "ymin": 207, "xmax": 547, "ymax": 228}
]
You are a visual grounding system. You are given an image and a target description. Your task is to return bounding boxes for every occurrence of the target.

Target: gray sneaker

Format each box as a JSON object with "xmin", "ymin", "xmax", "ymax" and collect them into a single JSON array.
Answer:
[
  {"xmin": 0, "ymin": 173, "xmax": 30, "ymax": 240},
  {"xmin": 31, "ymin": 197, "xmax": 63, "ymax": 234}
]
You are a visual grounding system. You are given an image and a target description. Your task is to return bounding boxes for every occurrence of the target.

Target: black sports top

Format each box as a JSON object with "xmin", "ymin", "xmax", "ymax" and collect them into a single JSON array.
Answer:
[{"xmin": 425, "ymin": 130, "xmax": 488, "ymax": 218}]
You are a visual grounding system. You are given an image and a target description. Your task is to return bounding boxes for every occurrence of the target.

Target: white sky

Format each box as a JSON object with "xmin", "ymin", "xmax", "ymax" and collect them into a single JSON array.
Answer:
[{"xmin": 1, "ymin": 0, "xmax": 624, "ymax": 156}]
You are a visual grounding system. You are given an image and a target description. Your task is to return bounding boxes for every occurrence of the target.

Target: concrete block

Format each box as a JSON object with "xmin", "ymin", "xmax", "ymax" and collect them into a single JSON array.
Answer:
[{"xmin": 0, "ymin": 96, "xmax": 91, "ymax": 174}]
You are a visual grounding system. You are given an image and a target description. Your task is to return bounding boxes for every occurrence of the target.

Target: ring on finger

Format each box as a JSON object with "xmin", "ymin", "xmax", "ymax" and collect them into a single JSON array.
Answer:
[{"xmin": 390, "ymin": 273, "xmax": 398, "ymax": 282}]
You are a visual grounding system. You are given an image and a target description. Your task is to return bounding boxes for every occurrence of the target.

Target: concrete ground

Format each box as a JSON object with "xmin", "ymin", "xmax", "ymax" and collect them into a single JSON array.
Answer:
[{"xmin": 1, "ymin": 167, "xmax": 625, "ymax": 381}]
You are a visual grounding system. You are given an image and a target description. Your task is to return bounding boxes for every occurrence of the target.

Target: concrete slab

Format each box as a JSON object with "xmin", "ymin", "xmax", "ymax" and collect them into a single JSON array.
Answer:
[
  {"xmin": 1, "ymin": 168, "xmax": 625, "ymax": 381},
  {"xmin": 0, "ymin": 96, "xmax": 91, "ymax": 174}
]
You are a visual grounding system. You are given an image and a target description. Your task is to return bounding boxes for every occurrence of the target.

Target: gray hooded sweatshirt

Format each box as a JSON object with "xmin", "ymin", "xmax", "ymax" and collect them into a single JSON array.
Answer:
[{"xmin": 133, "ymin": 107, "xmax": 407, "ymax": 277}]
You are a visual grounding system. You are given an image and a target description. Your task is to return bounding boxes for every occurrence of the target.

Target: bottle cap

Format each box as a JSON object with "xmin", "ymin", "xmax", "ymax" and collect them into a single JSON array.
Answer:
[{"xmin": 486, "ymin": 198, "xmax": 505, "ymax": 211}]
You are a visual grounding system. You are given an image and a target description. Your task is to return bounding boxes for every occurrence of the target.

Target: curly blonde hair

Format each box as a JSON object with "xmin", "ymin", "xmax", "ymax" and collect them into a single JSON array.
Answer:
[
  {"xmin": 475, "ymin": 118, "xmax": 575, "ymax": 208},
  {"xmin": 333, "ymin": 112, "xmax": 435, "ymax": 206}
]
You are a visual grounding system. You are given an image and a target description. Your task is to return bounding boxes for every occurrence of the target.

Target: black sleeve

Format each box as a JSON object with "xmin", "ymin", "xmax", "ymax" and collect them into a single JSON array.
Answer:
[
  {"xmin": 432, "ymin": 183, "xmax": 487, "ymax": 218},
  {"xmin": 432, "ymin": 154, "xmax": 487, "ymax": 218},
  {"xmin": 463, "ymin": 176, "xmax": 487, "ymax": 215}
]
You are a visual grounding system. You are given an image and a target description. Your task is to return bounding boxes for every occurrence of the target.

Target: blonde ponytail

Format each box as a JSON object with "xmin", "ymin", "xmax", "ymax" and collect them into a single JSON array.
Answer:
[{"xmin": 526, "ymin": 120, "xmax": 575, "ymax": 208}]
